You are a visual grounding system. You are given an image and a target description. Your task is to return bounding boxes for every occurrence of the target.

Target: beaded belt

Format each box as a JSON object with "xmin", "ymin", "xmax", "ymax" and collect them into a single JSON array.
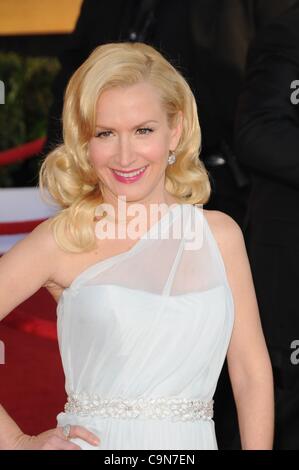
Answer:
[{"xmin": 64, "ymin": 392, "xmax": 214, "ymax": 422}]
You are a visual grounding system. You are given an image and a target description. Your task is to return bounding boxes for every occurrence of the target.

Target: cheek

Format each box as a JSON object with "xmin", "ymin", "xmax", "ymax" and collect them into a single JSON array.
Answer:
[
  {"xmin": 138, "ymin": 135, "xmax": 169, "ymax": 163},
  {"xmin": 88, "ymin": 140, "xmax": 112, "ymax": 168}
]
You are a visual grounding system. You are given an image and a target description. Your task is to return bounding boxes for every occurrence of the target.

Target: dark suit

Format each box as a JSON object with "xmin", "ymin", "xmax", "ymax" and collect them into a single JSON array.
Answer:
[{"xmin": 235, "ymin": 7, "xmax": 299, "ymax": 449}]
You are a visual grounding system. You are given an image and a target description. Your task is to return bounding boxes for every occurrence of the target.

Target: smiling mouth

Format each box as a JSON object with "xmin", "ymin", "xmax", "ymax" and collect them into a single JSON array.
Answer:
[{"xmin": 111, "ymin": 165, "xmax": 149, "ymax": 178}]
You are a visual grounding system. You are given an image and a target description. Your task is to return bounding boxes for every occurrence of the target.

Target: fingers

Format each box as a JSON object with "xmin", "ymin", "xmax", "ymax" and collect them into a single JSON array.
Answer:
[
  {"xmin": 57, "ymin": 425, "xmax": 100, "ymax": 447},
  {"xmin": 45, "ymin": 435, "xmax": 81, "ymax": 450},
  {"xmin": 70, "ymin": 425, "xmax": 100, "ymax": 446}
]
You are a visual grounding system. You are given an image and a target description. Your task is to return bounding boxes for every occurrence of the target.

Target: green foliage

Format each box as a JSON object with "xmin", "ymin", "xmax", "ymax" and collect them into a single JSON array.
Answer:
[{"xmin": 0, "ymin": 53, "xmax": 60, "ymax": 187}]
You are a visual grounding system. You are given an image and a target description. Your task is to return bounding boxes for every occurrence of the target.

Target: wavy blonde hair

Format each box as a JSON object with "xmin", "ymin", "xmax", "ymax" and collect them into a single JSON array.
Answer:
[{"xmin": 39, "ymin": 42, "xmax": 211, "ymax": 253}]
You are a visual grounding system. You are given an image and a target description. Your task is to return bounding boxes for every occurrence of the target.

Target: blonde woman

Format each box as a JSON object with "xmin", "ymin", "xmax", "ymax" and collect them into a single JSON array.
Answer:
[{"xmin": 0, "ymin": 42, "xmax": 273, "ymax": 450}]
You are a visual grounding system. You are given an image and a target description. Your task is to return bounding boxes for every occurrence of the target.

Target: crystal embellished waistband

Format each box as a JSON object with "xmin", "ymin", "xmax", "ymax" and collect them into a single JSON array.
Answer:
[{"xmin": 64, "ymin": 392, "xmax": 214, "ymax": 422}]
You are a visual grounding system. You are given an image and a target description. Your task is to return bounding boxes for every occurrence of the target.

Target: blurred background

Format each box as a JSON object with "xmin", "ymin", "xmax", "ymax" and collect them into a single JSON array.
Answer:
[{"xmin": 0, "ymin": 0, "xmax": 83, "ymax": 188}]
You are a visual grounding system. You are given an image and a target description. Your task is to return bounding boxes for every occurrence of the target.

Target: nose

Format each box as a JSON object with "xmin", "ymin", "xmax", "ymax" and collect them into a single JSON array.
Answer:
[{"xmin": 115, "ymin": 135, "xmax": 136, "ymax": 168}]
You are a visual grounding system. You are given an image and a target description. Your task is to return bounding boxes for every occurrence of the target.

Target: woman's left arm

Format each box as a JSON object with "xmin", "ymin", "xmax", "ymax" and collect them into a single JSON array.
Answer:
[{"xmin": 211, "ymin": 211, "xmax": 274, "ymax": 450}]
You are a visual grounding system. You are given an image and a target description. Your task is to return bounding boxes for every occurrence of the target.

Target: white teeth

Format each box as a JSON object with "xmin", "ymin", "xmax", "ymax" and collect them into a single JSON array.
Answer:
[{"xmin": 113, "ymin": 166, "xmax": 147, "ymax": 178}]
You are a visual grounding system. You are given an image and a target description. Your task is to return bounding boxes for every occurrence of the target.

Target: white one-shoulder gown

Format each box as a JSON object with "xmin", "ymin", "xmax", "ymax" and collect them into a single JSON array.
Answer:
[{"xmin": 56, "ymin": 203, "xmax": 235, "ymax": 450}]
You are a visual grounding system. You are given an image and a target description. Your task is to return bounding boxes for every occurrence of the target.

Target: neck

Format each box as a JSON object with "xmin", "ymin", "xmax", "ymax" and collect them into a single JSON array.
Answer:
[{"xmin": 95, "ymin": 195, "xmax": 180, "ymax": 226}]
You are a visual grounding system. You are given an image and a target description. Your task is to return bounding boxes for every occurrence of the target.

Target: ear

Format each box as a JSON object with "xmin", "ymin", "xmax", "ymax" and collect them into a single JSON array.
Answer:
[{"xmin": 169, "ymin": 111, "xmax": 183, "ymax": 151}]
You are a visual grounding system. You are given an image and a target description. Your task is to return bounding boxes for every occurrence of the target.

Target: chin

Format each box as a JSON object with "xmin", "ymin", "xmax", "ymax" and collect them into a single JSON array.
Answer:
[{"xmin": 115, "ymin": 191, "xmax": 149, "ymax": 203}]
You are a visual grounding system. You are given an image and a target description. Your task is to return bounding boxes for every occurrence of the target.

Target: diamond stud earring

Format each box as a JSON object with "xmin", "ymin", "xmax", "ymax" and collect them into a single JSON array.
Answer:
[{"xmin": 167, "ymin": 152, "xmax": 176, "ymax": 165}]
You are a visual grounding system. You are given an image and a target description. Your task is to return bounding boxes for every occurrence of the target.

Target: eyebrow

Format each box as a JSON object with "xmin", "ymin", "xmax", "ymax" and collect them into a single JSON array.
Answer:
[{"xmin": 95, "ymin": 120, "xmax": 159, "ymax": 130}]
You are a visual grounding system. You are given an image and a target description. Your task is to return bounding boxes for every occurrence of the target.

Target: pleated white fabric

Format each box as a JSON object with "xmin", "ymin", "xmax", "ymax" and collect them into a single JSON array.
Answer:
[{"xmin": 56, "ymin": 203, "xmax": 235, "ymax": 450}]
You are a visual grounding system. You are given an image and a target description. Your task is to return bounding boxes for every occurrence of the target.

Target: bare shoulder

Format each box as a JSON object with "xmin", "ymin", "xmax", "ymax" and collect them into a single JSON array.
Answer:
[
  {"xmin": 2, "ymin": 216, "xmax": 58, "ymax": 255},
  {"xmin": 0, "ymin": 216, "xmax": 62, "ymax": 278},
  {"xmin": 0, "ymin": 216, "xmax": 63, "ymax": 320},
  {"xmin": 21, "ymin": 216, "xmax": 51, "ymax": 242},
  {"xmin": 202, "ymin": 209, "xmax": 244, "ymax": 256},
  {"xmin": 17, "ymin": 216, "xmax": 63, "ymax": 261}
]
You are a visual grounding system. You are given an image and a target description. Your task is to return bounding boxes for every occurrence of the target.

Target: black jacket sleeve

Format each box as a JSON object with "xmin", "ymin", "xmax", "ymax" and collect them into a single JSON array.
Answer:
[{"xmin": 235, "ymin": 10, "xmax": 299, "ymax": 190}]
